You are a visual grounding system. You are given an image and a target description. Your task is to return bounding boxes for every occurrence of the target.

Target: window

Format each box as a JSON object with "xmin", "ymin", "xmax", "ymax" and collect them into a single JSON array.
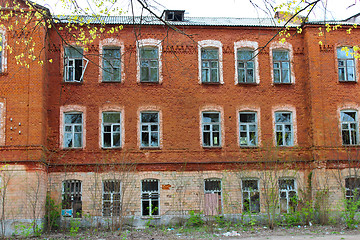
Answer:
[
  {"xmin": 0, "ymin": 34, "xmax": 3, "ymax": 72},
  {"xmin": 275, "ymin": 112, "xmax": 293, "ymax": 146},
  {"xmin": 279, "ymin": 179, "xmax": 297, "ymax": 213},
  {"xmin": 338, "ymin": 47, "xmax": 355, "ymax": 82},
  {"xmin": 102, "ymin": 112, "xmax": 121, "ymax": 148},
  {"xmin": 273, "ymin": 50, "xmax": 291, "ymax": 83},
  {"xmin": 242, "ymin": 179, "xmax": 260, "ymax": 213},
  {"xmin": 239, "ymin": 112, "xmax": 257, "ymax": 146},
  {"xmin": 63, "ymin": 112, "xmax": 83, "ymax": 148},
  {"xmin": 140, "ymin": 47, "xmax": 159, "ymax": 82},
  {"xmin": 64, "ymin": 46, "xmax": 88, "ymax": 82},
  {"xmin": 341, "ymin": 110, "xmax": 358, "ymax": 145},
  {"xmin": 62, "ymin": 180, "xmax": 82, "ymax": 218},
  {"xmin": 202, "ymin": 112, "xmax": 221, "ymax": 147},
  {"xmin": 345, "ymin": 177, "xmax": 360, "ymax": 211},
  {"xmin": 103, "ymin": 180, "xmax": 121, "ymax": 217},
  {"xmin": 204, "ymin": 179, "xmax": 222, "ymax": 215},
  {"xmin": 141, "ymin": 179, "xmax": 159, "ymax": 216},
  {"xmin": 140, "ymin": 112, "xmax": 159, "ymax": 147},
  {"xmin": 102, "ymin": 47, "xmax": 121, "ymax": 82},
  {"xmin": 237, "ymin": 49, "xmax": 255, "ymax": 83},
  {"xmin": 201, "ymin": 48, "xmax": 219, "ymax": 83}
]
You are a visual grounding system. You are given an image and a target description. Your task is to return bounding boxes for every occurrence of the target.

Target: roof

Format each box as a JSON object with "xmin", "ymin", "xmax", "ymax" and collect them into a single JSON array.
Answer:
[{"xmin": 54, "ymin": 15, "xmax": 301, "ymax": 27}]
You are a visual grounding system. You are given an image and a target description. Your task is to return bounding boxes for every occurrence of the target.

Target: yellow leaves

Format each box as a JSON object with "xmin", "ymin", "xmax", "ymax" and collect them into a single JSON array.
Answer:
[
  {"xmin": 48, "ymin": 59, "xmax": 53, "ymax": 63},
  {"xmin": 318, "ymin": 41, "xmax": 323, "ymax": 46},
  {"xmin": 296, "ymin": 27, "xmax": 302, "ymax": 34}
]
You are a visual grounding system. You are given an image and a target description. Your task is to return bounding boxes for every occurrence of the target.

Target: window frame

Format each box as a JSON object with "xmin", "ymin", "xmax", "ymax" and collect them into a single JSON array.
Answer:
[
  {"xmin": 62, "ymin": 179, "xmax": 82, "ymax": 218},
  {"xmin": 140, "ymin": 111, "xmax": 160, "ymax": 148},
  {"xmin": 275, "ymin": 111, "xmax": 294, "ymax": 147},
  {"xmin": 102, "ymin": 47, "xmax": 121, "ymax": 82},
  {"xmin": 0, "ymin": 29, "xmax": 7, "ymax": 73},
  {"xmin": 204, "ymin": 178, "xmax": 222, "ymax": 215},
  {"xmin": 137, "ymin": 39, "xmax": 162, "ymax": 83},
  {"xmin": 237, "ymin": 48, "xmax": 256, "ymax": 84},
  {"xmin": 198, "ymin": 40, "xmax": 223, "ymax": 84},
  {"xmin": 337, "ymin": 47, "xmax": 356, "ymax": 82},
  {"xmin": 272, "ymin": 50, "xmax": 291, "ymax": 84},
  {"xmin": 278, "ymin": 178, "xmax": 297, "ymax": 214},
  {"xmin": 140, "ymin": 46, "xmax": 159, "ymax": 82},
  {"xmin": 239, "ymin": 112, "xmax": 258, "ymax": 147},
  {"xmin": 345, "ymin": 177, "xmax": 360, "ymax": 211},
  {"xmin": 340, "ymin": 110, "xmax": 359, "ymax": 146},
  {"xmin": 102, "ymin": 179, "xmax": 121, "ymax": 217},
  {"xmin": 241, "ymin": 179, "xmax": 260, "ymax": 213},
  {"xmin": 202, "ymin": 111, "xmax": 221, "ymax": 147},
  {"xmin": 0, "ymin": 101, "xmax": 5, "ymax": 146},
  {"xmin": 201, "ymin": 48, "xmax": 220, "ymax": 83},
  {"xmin": 141, "ymin": 179, "xmax": 160, "ymax": 217},
  {"xmin": 102, "ymin": 112, "xmax": 121, "ymax": 148},
  {"xmin": 63, "ymin": 46, "xmax": 88, "ymax": 83},
  {"xmin": 63, "ymin": 112, "xmax": 83, "ymax": 149}
]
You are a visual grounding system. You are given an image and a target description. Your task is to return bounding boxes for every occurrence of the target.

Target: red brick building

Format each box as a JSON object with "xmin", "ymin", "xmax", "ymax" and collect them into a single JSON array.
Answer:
[{"xmin": 1, "ymin": 0, "xmax": 360, "ymax": 235}]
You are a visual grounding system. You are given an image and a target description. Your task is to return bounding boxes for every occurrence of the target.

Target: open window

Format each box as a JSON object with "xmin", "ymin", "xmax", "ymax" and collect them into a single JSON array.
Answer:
[
  {"xmin": 103, "ymin": 180, "xmax": 121, "ymax": 217},
  {"xmin": 204, "ymin": 179, "xmax": 222, "ymax": 215},
  {"xmin": 141, "ymin": 179, "xmax": 159, "ymax": 216},
  {"xmin": 62, "ymin": 180, "xmax": 82, "ymax": 218},
  {"xmin": 64, "ymin": 46, "xmax": 88, "ymax": 82}
]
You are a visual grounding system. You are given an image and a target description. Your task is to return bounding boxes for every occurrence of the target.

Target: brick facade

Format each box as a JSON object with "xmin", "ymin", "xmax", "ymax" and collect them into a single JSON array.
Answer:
[{"xmin": 1, "ymin": 0, "xmax": 360, "ymax": 235}]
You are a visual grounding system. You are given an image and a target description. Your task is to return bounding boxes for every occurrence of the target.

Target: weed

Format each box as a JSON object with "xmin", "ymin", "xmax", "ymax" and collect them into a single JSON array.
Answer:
[{"xmin": 186, "ymin": 211, "xmax": 204, "ymax": 227}]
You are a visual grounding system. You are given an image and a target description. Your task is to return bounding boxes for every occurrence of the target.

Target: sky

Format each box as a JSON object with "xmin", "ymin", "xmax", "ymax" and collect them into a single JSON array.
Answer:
[{"xmin": 35, "ymin": 0, "xmax": 360, "ymax": 21}]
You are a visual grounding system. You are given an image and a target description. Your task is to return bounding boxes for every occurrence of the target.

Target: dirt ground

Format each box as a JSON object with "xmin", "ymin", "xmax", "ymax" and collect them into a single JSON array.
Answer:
[{"xmin": 31, "ymin": 225, "xmax": 360, "ymax": 240}]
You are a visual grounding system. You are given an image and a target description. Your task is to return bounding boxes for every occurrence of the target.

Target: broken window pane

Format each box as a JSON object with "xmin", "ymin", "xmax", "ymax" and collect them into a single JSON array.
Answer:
[
  {"xmin": 239, "ymin": 112, "xmax": 257, "ymax": 146},
  {"xmin": 279, "ymin": 179, "xmax": 297, "ymax": 214},
  {"xmin": 103, "ymin": 180, "xmax": 121, "ymax": 217},
  {"xmin": 142, "ymin": 179, "xmax": 159, "ymax": 216},
  {"xmin": 141, "ymin": 112, "xmax": 159, "ymax": 147},
  {"xmin": 273, "ymin": 50, "xmax": 291, "ymax": 83},
  {"xmin": 140, "ymin": 47, "xmax": 159, "ymax": 82},
  {"xmin": 275, "ymin": 112, "xmax": 293, "ymax": 146},
  {"xmin": 202, "ymin": 112, "xmax": 221, "ymax": 147},
  {"xmin": 62, "ymin": 180, "xmax": 82, "ymax": 218},
  {"xmin": 242, "ymin": 179, "xmax": 260, "ymax": 213},
  {"xmin": 337, "ymin": 47, "xmax": 356, "ymax": 82},
  {"xmin": 341, "ymin": 111, "xmax": 358, "ymax": 145},
  {"xmin": 64, "ymin": 113, "xmax": 83, "ymax": 148}
]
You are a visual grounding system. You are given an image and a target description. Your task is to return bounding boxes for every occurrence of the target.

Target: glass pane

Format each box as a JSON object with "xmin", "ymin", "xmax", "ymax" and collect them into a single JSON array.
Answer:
[
  {"xmin": 202, "ymin": 49, "xmax": 218, "ymax": 59},
  {"xmin": 342, "ymin": 130, "xmax": 350, "ymax": 144},
  {"xmin": 140, "ymin": 66, "xmax": 149, "ymax": 81},
  {"xmin": 64, "ymin": 133, "xmax": 73, "ymax": 147},
  {"xmin": 141, "ymin": 132, "xmax": 149, "ymax": 146},
  {"xmin": 238, "ymin": 50, "xmax": 253, "ymax": 60},
  {"xmin": 282, "ymin": 69, "xmax": 290, "ymax": 83},
  {"xmin": 141, "ymin": 48, "xmax": 158, "ymax": 59},
  {"xmin": 65, "ymin": 47, "xmax": 83, "ymax": 58},
  {"xmin": 142, "ymin": 125, "xmax": 148, "ymax": 131},
  {"xmin": 203, "ymin": 113, "xmax": 220, "ymax": 123},
  {"xmin": 203, "ymin": 132, "xmax": 210, "ymax": 146},
  {"xmin": 347, "ymin": 67, "xmax": 355, "ymax": 81},
  {"xmin": 274, "ymin": 69, "xmax": 280, "ymax": 82},
  {"xmin": 65, "ymin": 114, "xmax": 82, "ymax": 124},
  {"xmin": 74, "ymin": 133, "xmax": 82, "ymax": 147},
  {"xmin": 202, "ymin": 69, "xmax": 209, "ymax": 82},
  {"xmin": 213, "ymin": 132, "xmax": 220, "ymax": 146},
  {"xmin": 150, "ymin": 132, "xmax": 159, "ymax": 147},
  {"xmin": 113, "ymin": 133, "xmax": 121, "ymax": 147},
  {"xmin": 276, "ymin": 113, "xmax": 291, "ymax": 123},
  {"xmin": 238, "ymin": 69, "xmax": 245, "ymax": 82},
  {"xmin": 240, "ymin": 113, "xmax": 255, "ymax": 123},
  {"xmin": 338, "ymin": 68, "xmax": 345, "ymax": 81},
  {"xmin": 205, "ymin": 180, "xmax": 221, "ymax": 191},
  {"xmin": 213, "ymin": 124, "xmax": 219, "ymax": 131},
  {"xmin": 74, "ymin": 125, "xmax": 82, "ymax": 132},
  {"xmin": 341, "ymin": 111, "xmax": 356, "ymax": 122},
  {"xmin": 65, "ymin": 126, "xmax": 72, "ymax": 132},
  {"xmin": 103, "ymin": 113, "xmax": 120, "ymax": 123},
  {"xmin": 113, "ymin": 125, "xmax": 120, "ymax": 132},
  {"xmin": 151, "ymin": 125, "xmax": 158, "ymax": 131},
  {"xmin": 247, "ymin": 69, "xmax": 254, "ymax": 82},
  {"xmin": 141, "ymin": 113, "xmax": 158, "ymax": 123},
  {"xmin": 150, "ymin": 67, "xmax": 158, "ymax": 82},
  {"xmin": 337, "ymin": 48, "xmax": 354, "ymax": 59},
  {"xmin": 103, "ymin": 133, "xmax": 111, "ymax": 147},
  {"xmin": 273, "ymin": 51, "xmax": 289, "ymax": 60}
]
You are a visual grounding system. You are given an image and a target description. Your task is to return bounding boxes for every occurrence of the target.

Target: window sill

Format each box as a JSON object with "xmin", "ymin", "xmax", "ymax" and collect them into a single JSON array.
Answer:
[
  {"xmin": 202, "ymin": 81, "xmax": 221, "ymax": 85},
  {"xmin": 140, "ymin": 147, "xmax": 161, "ymax": 150},
  {"xmin": 238, "ymin": 82, "xmax": 258, "ymax": 85},
  {"xmin": 139, "ymin": 81, "xmax": 160, "ymax": 84},
  {"xmin": 339, "ymin": 80, "xmax": 357, "ymax": 83},
  {"xmin": 102, "ymin": 80, "xmax": 122, "ymax": 83},
  {"xmin": 62, "ymin": 147, "xmax": 84, "ymax": 150},
  {"xmin": 63, "ymin": 81, "xmax": 83, "ymax": 84},
  {"xmin": 273, "ymin": 82, "xmax": 293, "ymax": 85},
  {"xmin": 141, "ymin": 216, "xmax": 160, "ymax": 219},
  {"xmin": 240, "ymin": 145, "xmax": 258, "ymax": 148},
  {"xmin": 203, "ymin": 146, "xmax": 222, "ymax": 149},
  {"xmin": 102, "ymin": 147, "xmax": 122, "ymax": 150}
]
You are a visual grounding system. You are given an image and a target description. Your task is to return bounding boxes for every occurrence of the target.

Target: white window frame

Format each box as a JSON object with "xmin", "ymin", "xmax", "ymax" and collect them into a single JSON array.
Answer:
[
  {"xmin": 241, "ymin": 179, "xmax": 260, "ymax": 213},
  {"xmin": 237, "ymin": 48, "xmax": 255, "ymax": 83},
  {"xmin": 102, "ymin": 112, "xmax": 121, "ymax": 148},
  {"xmin": 234, "ymin": 41, "xmax": 259, "ymax": 85},
  {"xmin": 198, "ymin": 40, "xmax": 223, "ymax": 84},
  {"xmin": 275, "ymin": 111, "xmax": 293, "ymax": 146},
  {"xmin": 102, "ymin": 47, "xmax": 121, "ymax": 82},
  {"xmin": 63, "ymin": 112, "xmax": 83, "ymax": 148},
  {"xmin": 0, "ymin": 101, "xmax": 5, "ymax": 146},
  {"xmin": 340, "ymin": 110, "xmax": 359, "ymax": 145},
  {"xmin": 141, "ymin": 179, "xmax": 160, "ymax": 217},
  {"xmin": 62, "ymin": 179, "xmax": 82, "ymax": 218},
  {"xmin": 239, "ymin": 112, "xmax": 258, "ymax": 147},
  {"xmin": 140, "ymin": 111, "xmax": 160, "ymax": 148},
  {"xmin": 140, "ymin": 46, "xmax": 159, "ymax": 82},
  {"xmin": 337, "ymin": 47, "xmax": 356, "ymax": 82},
  {"xmin": 202, "ymin": 111, "xmax": 221, "ymax": 147},
  {"xmin": 137, "ymin": 39, "xmax": 162, "ymax": 83},
  {"xmin": 64, "ymin": 46, "xmax": 88, "ymax": 83},
  {"xmin": 102, "ymin": 179, "xmax": 121, "ymax": 217},
  {"xmin": 201, "ymin": 48, "xmax": 219, "ymax": 83},
  {"xmin": 273, "ymin": 50, "xmax": 291, "ymax": 84},
  {"xmin": 278, "ymin": 178, "xmax": 297, "ymax": 214},
  {"xmin": 0, "ymin": 28, "xmax": 7, "ymax": 73}
]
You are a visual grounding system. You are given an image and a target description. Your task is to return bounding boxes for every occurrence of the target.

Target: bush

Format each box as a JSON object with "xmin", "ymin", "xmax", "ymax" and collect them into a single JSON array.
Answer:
[{"xmin": 186, "ymin": 211, "xmax": 203, "ymax": 227}]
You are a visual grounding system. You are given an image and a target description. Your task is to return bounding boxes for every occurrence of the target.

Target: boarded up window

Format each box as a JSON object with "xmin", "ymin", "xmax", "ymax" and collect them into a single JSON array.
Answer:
[{"xmin": 204, "ymin": 179, "xmax": 221, "ymax": 215}]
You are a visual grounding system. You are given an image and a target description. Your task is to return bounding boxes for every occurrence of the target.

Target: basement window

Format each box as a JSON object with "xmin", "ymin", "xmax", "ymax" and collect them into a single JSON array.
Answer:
[
  {"xmin": 242, "ymin": 179, "xmax": 260, "ymax": 213},
  {"xmin": 204, "ymin": 179, "xmax": 222, "ymax": 215},
  {"xmin": 345, "ymin": 177, "xmax": 360, "ymax": 211},
  {"xmin": 64, "ymin": 46, "xmax": 88, "ymax": 82},
  {"xmin": 279, "ymin": 178, "xmax": 297, "ymax": 213},
  {"xmin": 141, "ymin": 179, "xmax": 159, "ymax": 216},
  {"xmin": 103, "ymin": 180, "xmax": 121, "ymax": 217},
  {"xmin": 62, "ymin": 180, "xmax": 82, "ymax": 218}
]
